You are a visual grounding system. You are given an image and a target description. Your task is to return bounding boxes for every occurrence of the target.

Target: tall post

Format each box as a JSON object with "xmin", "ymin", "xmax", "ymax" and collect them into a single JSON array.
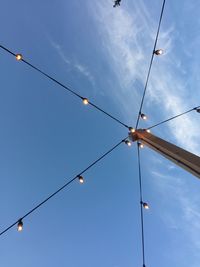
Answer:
[{"xmin": 129, "ymin": 129, "xmax": 200, "ymax": 179}]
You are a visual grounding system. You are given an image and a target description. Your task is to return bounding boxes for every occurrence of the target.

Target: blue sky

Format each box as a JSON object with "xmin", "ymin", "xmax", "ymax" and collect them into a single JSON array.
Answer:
[{"xmin": 0, "ymin": 0, "xmax": 200, "ymax": 266}]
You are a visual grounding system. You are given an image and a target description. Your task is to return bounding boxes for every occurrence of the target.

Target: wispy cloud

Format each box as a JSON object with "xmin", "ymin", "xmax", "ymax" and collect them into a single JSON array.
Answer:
[
  {"xmin": 91, "ymin": 2, "xmax": 200, "ymax": 262},
  {"xmin": 50, "ymin": 40, "xmax": 95, "ymax": 85},
  {"xmin": 90, "ymin": 0, "xmax": 200, "ymax": 154},
  {"xmin": 92, "ymin": 0, "xmax": 149, "ymax": 86},
  {"xmin": 74, "ymin": 63, "xmax": 94, "ymax": 84},
  {"xmin": 51, "ymin": 41, "xmax": 70, "ymax": 65}
]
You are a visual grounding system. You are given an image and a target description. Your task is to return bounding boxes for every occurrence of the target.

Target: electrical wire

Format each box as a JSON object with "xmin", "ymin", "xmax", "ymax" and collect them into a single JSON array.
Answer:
[
  {"xmin": 0, "ymin": 137, "xmax": 127, "ymax": 237},
  {"xmin": 135, "ymin": 0, "xmax": 166, "ymax": 129},
  {"xmin": 137, "ymin": 142, "xmax": 146, "ymax": 267},
  {"xmin": 134, "ymin": 2, "xmax": 166, "ymax": 265},
  {"xmin": 147, "ymin": 105, "xmax": 200, "ymax": 130},
  {"xmin": 0, "ymin": 44, "xmax": 129, "ymax": 129},
  {"xmin": 0, "ymin": 4, "xmax": 196, "ymax": 267}
]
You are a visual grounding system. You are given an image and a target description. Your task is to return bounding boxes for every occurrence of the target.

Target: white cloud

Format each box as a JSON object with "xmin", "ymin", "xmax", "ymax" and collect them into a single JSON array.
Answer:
[
  {"xmin": 74, "ymin": 63, "xmax": 95, "ymax": 84},
  {"xmin": 91, "ymin": 0, "xmax": 200, "ymax": 154},
  {"xmin": 92, "ymin": 0, "xmax": 148, "ymax": 86},
  {"xmin": 91, "ymin": 2, "xmax": 200, "ymax": 262},
  {"xmin": 50, "ymin": 41, "xmax": 70, "ymax": 65},
  {"xmin": 50, "ymin": 40, "xmax": 95, "ymax": 85}
]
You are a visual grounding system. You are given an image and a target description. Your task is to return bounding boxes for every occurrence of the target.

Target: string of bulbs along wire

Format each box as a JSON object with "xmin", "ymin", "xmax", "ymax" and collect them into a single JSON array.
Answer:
[
  {"xmin": 1, "ymin": 1, "xmax": 199, "ymax": 267},
  {"xmin": 0, "ymin": 45, "xmax": 132, "ymax": 131},
  {"xmin": 0, "ymin": 42, "xmax": 200, "ymax": 235},
  {"xmin": 0, "ymin": 137, "xmax": 127, "ymax": 235},
  {"xmin": 131, "ymin": 1, "xmax": 166, "ymax": 266},
  {"xmin": 7, "ymin": 101, "xmax": 200, "ymax": 230},
  {"xmin": 0, "ymin": 44, "xmax": 166, "ymax": 136},
  {"xmin": 2, "ymin": 42, "xmax": 199, "ymax": 136},
  {"xmin": 135, "ymin": 0, "xmax": 166, "ymax": 130},
  {"xmin": 1, "ymin": 102, "xmax": 199, "ymax": 234}
]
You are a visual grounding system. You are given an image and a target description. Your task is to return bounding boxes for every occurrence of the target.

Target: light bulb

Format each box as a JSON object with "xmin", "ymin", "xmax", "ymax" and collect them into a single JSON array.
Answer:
[
  {"xmin": 140, "ymin": 113, "xmax": 147, "ymax": 120},
  {"xmin": 78, "ymin": 175, "xmax": 84, "ymax": 184},
  {"xmin": 196, "ymin": 108, "xmax": 200, "ymax": 113},
  {"xmin": 125, "ymin": 140, "xmax": 132, "ymax": 147},
  {"xmin": 16, "ymin": 54, "xmax": 23, "ymax": 61},
  {"xmin": 154, "ymin": 49, "xmax": 163, "ymax": 55},
  {"xmin": 138, "ymin": 142, "xmax": 144, "ymax": 148},
  {"xmin": 82, "ymin": 98, "xmax": 89, "ymax": 105},
  {"xmin": 17, "ymin": 219, "xmax": 23, "ymax": 232},
  {"xmin": 146, "ymin": 129, "xmax": 151, "ymax": 133},
  {"xmin": 129, "ymin": 127, "xmax": 135, "ymax": 133},
  {"xmin": 142, "ymin": 202, "xmax": 149, "ymax": 210}
]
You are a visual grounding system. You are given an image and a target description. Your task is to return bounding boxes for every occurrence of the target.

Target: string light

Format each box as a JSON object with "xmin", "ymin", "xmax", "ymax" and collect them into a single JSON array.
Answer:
[
  {"xmin": 196, "ymin": 108, "xmax": 200, "ymax": 113},
  {"xmin": 135, "ymin": 0, "xmax": 166, "ymax": 129},
  {"xmin": 138, "ymin": 142, "xmax": 144, "ymax": 149},
  {"xmin": 0, "ymin": 1, "xmax": 167, "ymax": 264},
  {"xmin": 15, "ymin": 54, "xmax": 23, "ymax": 61},
  {"xmin": 129, "ymin": 127, "xmax": 135, "ymax": 133},
  {"xmin": 140, "ymin": 113, "xmax": 147, "ymax": 120},
  {"xmin": 141, "ymin": 202, "xmax": 149, "ymax": 210},
  {"xmin": 0, "ymin": 45, "xmax": 129, "ymax": 129},
  {"xmin": 0, "ymin": 1, "xmax": 167, "ymax": 263},
  {"xmin": 124, "ymin": 140, "xmax": 132, "ymax": 147},
  {"xmin": 146, "ymin": 129, "xmax": 151, "ymax": 133},
  {"xmin": 154, "ymin": 49, "xmax": 163, "ymax": 55},
  {"xmin": 82, "ymin": 98, "xmax": 89, "ymax": 105},
  {"xmin": 0, "ymin": 138, "xmax": 125, "ymax": 237},
  {"xmin": 78, "ymin": 175, "xmax": 84, "ymax": 184},
  {"xmin": 17, "ymin": 219, "xmax": 23, "ymax": 232}
]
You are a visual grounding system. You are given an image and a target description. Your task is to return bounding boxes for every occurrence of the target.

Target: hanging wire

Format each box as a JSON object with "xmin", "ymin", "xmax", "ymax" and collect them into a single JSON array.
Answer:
[
  {"xmin": 135, "ymin": 0, "xmax": 166, "ymax": 129},
  {"xmin": 0, "ymin": 137, "xmax": 127, "ymax": 237},
  {"xmin": 137, "ymin": 142, "xmax": 146, "ymax": 267},
  {"xmin": 147, "ymin": 105, "xmax": 200, "ymax": 130},
  {"xmin": 0, "ymin": 45, "xmax": 129, "ymax": 129}
]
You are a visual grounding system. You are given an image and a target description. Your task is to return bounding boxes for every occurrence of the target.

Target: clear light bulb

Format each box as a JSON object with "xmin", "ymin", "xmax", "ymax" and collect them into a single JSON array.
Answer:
[
  {"xmin": 17, "ymin": 219, "xmax": 23, "ymax": 232},
  {"xmin": 125, "ymin": 140, "xmax": 132, "ymax": 147},
  {"xmin": 82, "ymin": 98, "xmax": 89, "ymax": 105},
  {"xmin": 142, "ymin": 202, "xmax": 149, "ymax": 209},
  {"xmin": 129, "ymin": 127, "xmax": 135, "ymax": 133},
  {"xmin": 16, "ymin": 54, "xmax": 23, "ymax": 61},
  {"xmin": 138, "ymin": 142, "xmax": 144, "ymax": 148},
  {"xmin": 78, "ymin": 175, "xmax": 84, "ymax": 184},
  {"xmin": 154, "ymin": 49, "xmax": 163, "ymax": 55},
  {"xmin": 140, "ymin": 113, "xmax": 147, "ymax": 120}
]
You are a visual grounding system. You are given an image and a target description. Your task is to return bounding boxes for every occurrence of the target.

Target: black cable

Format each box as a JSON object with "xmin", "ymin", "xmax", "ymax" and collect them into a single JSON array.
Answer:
[
  {"xmin": 89, "ymin": 102, "xmax": 128, "ymax": 128},
  {"xmin": 135, "ymin": 0, "xmax": 166, "ymax": 129},
  {"xmin": 137, "ymin": 142, "xmax": 146, "ymax": 267},
  {"xmin": 148, "ymin": 106, "xmax": 200, "ymax": 130},
  {"xmin": 0, "ymin": 44, "xmax": 129, "ymax": 129},
  {"xmin": 0, "ymin": 137, "xmax": 126, "ymax": 237}
]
